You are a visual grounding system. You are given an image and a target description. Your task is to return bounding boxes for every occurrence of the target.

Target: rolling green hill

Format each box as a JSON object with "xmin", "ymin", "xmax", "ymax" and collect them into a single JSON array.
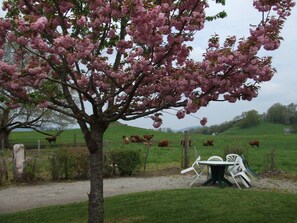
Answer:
[{"xmin": 220, "ymin": 122, "xmax": 288, "ymax": 136}]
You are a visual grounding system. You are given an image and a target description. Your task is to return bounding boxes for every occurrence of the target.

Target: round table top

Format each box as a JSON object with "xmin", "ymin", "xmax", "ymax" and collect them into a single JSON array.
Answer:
[{"xmin": 198, "ymin": 160, "xmax": 235, "ymax": 166}]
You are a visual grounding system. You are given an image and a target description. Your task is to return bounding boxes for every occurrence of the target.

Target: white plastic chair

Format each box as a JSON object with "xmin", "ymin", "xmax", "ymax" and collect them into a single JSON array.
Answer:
[
  {"xmin": 241, "ymin": 155, "xmax": 259, "ymax": 180},
  {"xmin": 207, "ymin": 156, "xmax": 223, "ymax": 179},
  {"xmin": 226, "ymin": 154, "xmax": 239, "ymax": 163},
  {"xmin": 227, "ymin": 156, "xmax": 251, "ymax": 189},
  {"xmin": 181, "ymin": 156, "xmax": 203, "ymax": 187},
  {"xmin": 226, "ymin": 154, "xmax": 258, "ymax": 180}
]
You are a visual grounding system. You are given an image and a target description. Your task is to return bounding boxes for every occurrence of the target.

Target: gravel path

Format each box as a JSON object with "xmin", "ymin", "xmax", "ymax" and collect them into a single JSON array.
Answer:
[{"xmin": 1, "ymin": 174, "xmax": 297, "ymax": 214}]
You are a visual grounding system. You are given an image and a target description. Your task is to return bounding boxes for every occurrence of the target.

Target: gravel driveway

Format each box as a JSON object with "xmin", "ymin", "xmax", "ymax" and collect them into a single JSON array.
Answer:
[{"xmin": 1, "ymin": 174, "xmax": 297, "ymax": 214}]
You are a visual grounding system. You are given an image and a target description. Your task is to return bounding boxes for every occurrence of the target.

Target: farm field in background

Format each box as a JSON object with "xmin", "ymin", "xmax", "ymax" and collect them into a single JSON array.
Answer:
[{"xmin": 6, "ymin": 121, "xmax": 297, "ymax": 176}]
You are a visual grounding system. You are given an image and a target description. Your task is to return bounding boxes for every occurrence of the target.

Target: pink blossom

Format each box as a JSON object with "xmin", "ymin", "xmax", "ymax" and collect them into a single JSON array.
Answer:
[
  {"xmin": 77, "ymin": 16, "xmax": 87, "ymax": 27},
  {"xmin": 54, "ymin": 35, "xmax": 75, "ymax": 49},
  {"xmin": 10, "ymin": 83, "xmax": 20, "ymax": 90},
  {"xmin": 153, "ymin": 121, "xmax": 162, "ymax": 128},
  {"xmin": 200, "ymin": 117, "xmax": 207, "ymax": 126},
  {"xmin": 150, "ymin": 114, "xmax": 162, "ymax": 123},
  {"xmin": 77, "ymin": 76, "xmax": 89, "ymax": 88},
  {"xmin": 176, "ymin": 110, "xmax": 186, "ymax": 119},
  {"xmin": 16, "ymin": 36, "xmax": 29, "ymax": 46},
  {"xmin": 31, "ymin": 17, "xmax": 48, "ymax": 31}
]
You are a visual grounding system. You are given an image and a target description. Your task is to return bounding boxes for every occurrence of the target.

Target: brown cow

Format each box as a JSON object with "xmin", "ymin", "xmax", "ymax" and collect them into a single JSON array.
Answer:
[
  {"xmin": 158, "ymin": 140, "xmax": 169, "ymax": 147},
  {"xmin": 143, "ymin": 134, "xmax": 154, "ymax": 142},
  {"xmin": 130, "ymin": 135, "xmax": 142, "ymax": 143},
  {"xmin": 249, "ymin": 140, "xmax": 259, "ymax": 147},
  {"xmin": 122, "ymin": 136, "xmax": 129, "ymax": 144},
  {"xmin": 45, "ymin": 136, "xmax": 57, "ymax": 143},
  {"xmin": 203, "ymin": 140, "xmax": 214, "ymax": 146}
]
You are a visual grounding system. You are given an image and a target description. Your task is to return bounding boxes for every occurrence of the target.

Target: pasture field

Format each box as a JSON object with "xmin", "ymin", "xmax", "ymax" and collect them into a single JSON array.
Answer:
[
  {"xmin": 1, "ymin": 122, "xmax": 297, "ymax": 222},
  {"xmin": 5, "ymin": 121, "xmax": 297, "ymax": 176}
]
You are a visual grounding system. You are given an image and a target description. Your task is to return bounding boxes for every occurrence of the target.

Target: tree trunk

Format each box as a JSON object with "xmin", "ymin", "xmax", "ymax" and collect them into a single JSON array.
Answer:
[
  {"xmin": 0, "ymin": 128, "xmax": 11, "ymax": 149},
  {"xmin": 88, "ymin": 148, "xmax": 104, "ymax": 223},
  {"xmin": 80, "ymin": 120, "xmax": 108, "ymax": 223}
]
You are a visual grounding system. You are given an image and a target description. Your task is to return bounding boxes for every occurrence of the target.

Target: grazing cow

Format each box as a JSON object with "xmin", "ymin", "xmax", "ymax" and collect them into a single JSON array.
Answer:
[
  {"xmin": 249, "ymin": 140, "xmax": 259, "ymax": 147},
  {"xmin": 45, "ymin": 136, "xmax": 57, "ymax": 143},
  {"xmin": 122, "ymin": 136, "xmax": 129, "ymax": 144},
  {"xmin": 203, "ymin": 140, "xmax": 214, "ymax": 146},
  {"xmin": 181, "ymin": 140, "xmax": 192, "ymax": 147},
  {"xmin": 130, "ymin": 135, "xmax": 142, "ymax": 143},
  {"xmin": 158, "ymin": 140, "xmax": 169, "ymax": 147},
  {"xmin": 143, "ymin": 134, "xmax": 154, "ymax": 142}
]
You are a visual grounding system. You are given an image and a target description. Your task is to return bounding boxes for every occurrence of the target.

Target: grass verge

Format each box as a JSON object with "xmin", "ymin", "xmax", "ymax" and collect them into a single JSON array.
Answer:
[{"xmin": 1, "ymin": 188, "xmax": 297, "ymax": 223}]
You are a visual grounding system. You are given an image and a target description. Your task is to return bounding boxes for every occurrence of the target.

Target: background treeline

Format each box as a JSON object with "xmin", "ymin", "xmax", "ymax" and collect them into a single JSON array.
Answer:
[{"xmin": 187, "ymin": 103, "xmax": 297, "ymax": 135}]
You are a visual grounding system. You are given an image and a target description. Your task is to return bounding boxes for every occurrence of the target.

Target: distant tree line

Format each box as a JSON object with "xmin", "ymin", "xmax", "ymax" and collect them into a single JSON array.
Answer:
[{"xmin": 188, "ymin": 103, "xmax": 297, "ymax": 135}]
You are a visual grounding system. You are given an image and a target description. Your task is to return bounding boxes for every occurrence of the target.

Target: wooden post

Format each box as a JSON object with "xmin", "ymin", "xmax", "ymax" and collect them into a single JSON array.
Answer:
[
  {"xmin": 38, "ymin": 140, "xmax": 40, "ymax": 155},
  {"xmin": 73, "ymin": 133, "xmax": 77, "ymax": 147},
  {"xmin": 182, "ymin": 131, "xmax": 190, "ymax": 169},
  {"xmin": 143, "ymin": 144, "xmax": 150, "ymax": 171}
]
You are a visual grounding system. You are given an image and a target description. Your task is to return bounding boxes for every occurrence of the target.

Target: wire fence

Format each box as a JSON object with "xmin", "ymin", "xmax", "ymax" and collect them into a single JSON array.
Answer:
[{"xmin": 5, "ymin": 136, "xmax": 198, "ymax": 173}]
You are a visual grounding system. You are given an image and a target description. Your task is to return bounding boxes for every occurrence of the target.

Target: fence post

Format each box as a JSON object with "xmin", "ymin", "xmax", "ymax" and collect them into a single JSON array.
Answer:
[
  {"xmin": 73, "ymin": 133, "xmax": 77, "ymax": 147},
  {"xmin": 182, "ymin": 131, "xmax": 190, "ymax": 169},
  {"xmin": 38, "ymin": 140, "xmax": 40, "ymax": 155}
]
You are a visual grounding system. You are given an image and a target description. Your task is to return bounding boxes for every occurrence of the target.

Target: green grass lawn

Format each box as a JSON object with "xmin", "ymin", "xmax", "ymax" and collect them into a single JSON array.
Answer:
[
  {"xmin": 1, "ymin": 188, "xmax": 297, "ymax": 223},
  {"xmin": 2, "ymin": 122, "xmax": 297, "ymax": 222}
]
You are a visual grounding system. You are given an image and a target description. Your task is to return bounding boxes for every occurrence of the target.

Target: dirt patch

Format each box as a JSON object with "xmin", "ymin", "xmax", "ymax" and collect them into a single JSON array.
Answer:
[
  {"xmin": 1, "ymin": 172, "xmax": 297, "ymax": 214},
  {"xmin": 134, "ymin": 167, "xmax": 181, "ymax": 177}
]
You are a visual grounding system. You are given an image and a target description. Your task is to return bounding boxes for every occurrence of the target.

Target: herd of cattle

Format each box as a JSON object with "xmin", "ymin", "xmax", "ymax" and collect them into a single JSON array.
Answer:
[
  {"xmin": 122, "ymin": 135, "xmax": 170, "ymax": 147},
  {"xmin": 44, "ymin": 133, "xmax": 260, "ymax": 148},
  {"xmin": 122, "ymin": 135, "xmax": 260, "ymax": 148}
]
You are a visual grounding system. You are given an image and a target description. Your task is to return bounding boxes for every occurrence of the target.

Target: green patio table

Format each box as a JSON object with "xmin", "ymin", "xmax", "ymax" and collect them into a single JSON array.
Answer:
[{"xmin": 198, "ymin": 160, "xmax": 235, "ymax": 188}]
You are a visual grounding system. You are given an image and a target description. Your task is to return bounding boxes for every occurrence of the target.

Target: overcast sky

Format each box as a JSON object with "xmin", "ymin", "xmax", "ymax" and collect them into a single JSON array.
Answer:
[
  {"xmin": 122, "ymin": 1, "xmax": 297, "ymax": 130},
  {"xmin": 1, "ymin": 1, "xmax": 296, "ymax": 130}
]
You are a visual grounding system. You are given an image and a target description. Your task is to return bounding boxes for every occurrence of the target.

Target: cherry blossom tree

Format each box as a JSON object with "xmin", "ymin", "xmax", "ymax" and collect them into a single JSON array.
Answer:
[{"xmin": 0, "ymin": 0, "xmax": 295, "ymax": 222}]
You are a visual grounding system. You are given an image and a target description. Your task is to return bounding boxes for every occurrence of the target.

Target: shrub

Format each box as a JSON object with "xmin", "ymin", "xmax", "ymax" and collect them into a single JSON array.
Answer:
[
  {"xmin": 48, "ymin": 148, "xmax": 141, "ymax": 180},
  {"xmin": 23, "ymin": 157, "xmax": 40, "ymax": 182},
  {"xmin": 110, "ymin": 150, "xmax": 141, "ymax": 176},
  {"xmin": 68, "ymin": 148, "xmax": 90, "ymax": 180},
  {"xmin": 0, "ymin": 153, "xmax": 8, "ymax": 185},
  {"xmin": 48, "ymin": 147, "xmax": 91, "ymax": 180},
  {"xmin": 263, "ymin": 149, "xmax": 278, "ymax": 173},
  {"xmin": 103, "ymin": 152, "xmax": 115, "ymax": 177},
  {"xmin": 48, "ymin": 148, "xmax": 75, "ymax": 180}
]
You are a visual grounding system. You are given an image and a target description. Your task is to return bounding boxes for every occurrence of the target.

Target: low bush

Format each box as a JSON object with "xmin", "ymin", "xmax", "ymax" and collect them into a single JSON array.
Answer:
[
  {"xmin": 22, "ymin": 157, "xmax": 40, "ymax": 182},
  {"xmin": 48, "ymin": 148, "xmax": 75, "ymax": 180},
  {"xmin": 48, "ymin": 148, "xmax": 141, "ymax": 180},
  {"xmin": 68, "ymin": 148, "xmax": 90, "ymax": 180},
  {"xmin": 110, "ymin": 150, "xmax": 141, "ymax": 176},
  {"xmin": 103, "ymin": 153, "xmax": 115, "ymax": 177},
  {"xmin": 0, "ymin": 153, "xmax": 8, "ymax": 185}
]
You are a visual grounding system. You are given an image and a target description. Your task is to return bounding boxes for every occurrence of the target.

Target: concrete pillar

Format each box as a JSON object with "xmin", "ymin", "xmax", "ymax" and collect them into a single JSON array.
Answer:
[{"xmin": 13, "ymin": 144, "xmax": 25, "ymax": 181}]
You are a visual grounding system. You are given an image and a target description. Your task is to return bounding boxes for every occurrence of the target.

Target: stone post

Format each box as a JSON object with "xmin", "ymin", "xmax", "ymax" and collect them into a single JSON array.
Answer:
[{"xmin": 13, "ymin": 144, "xmax": 25, "ymax": 181}]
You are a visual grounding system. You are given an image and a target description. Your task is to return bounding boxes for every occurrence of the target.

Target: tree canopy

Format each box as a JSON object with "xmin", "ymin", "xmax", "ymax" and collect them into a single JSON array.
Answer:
[
  {"xmin": 0, "ymin": 0, "xmax": 294, "ymax": 128},
  {"xmin": 0, "ymin": 1, "xmax": 295, "ymax": 222}
]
